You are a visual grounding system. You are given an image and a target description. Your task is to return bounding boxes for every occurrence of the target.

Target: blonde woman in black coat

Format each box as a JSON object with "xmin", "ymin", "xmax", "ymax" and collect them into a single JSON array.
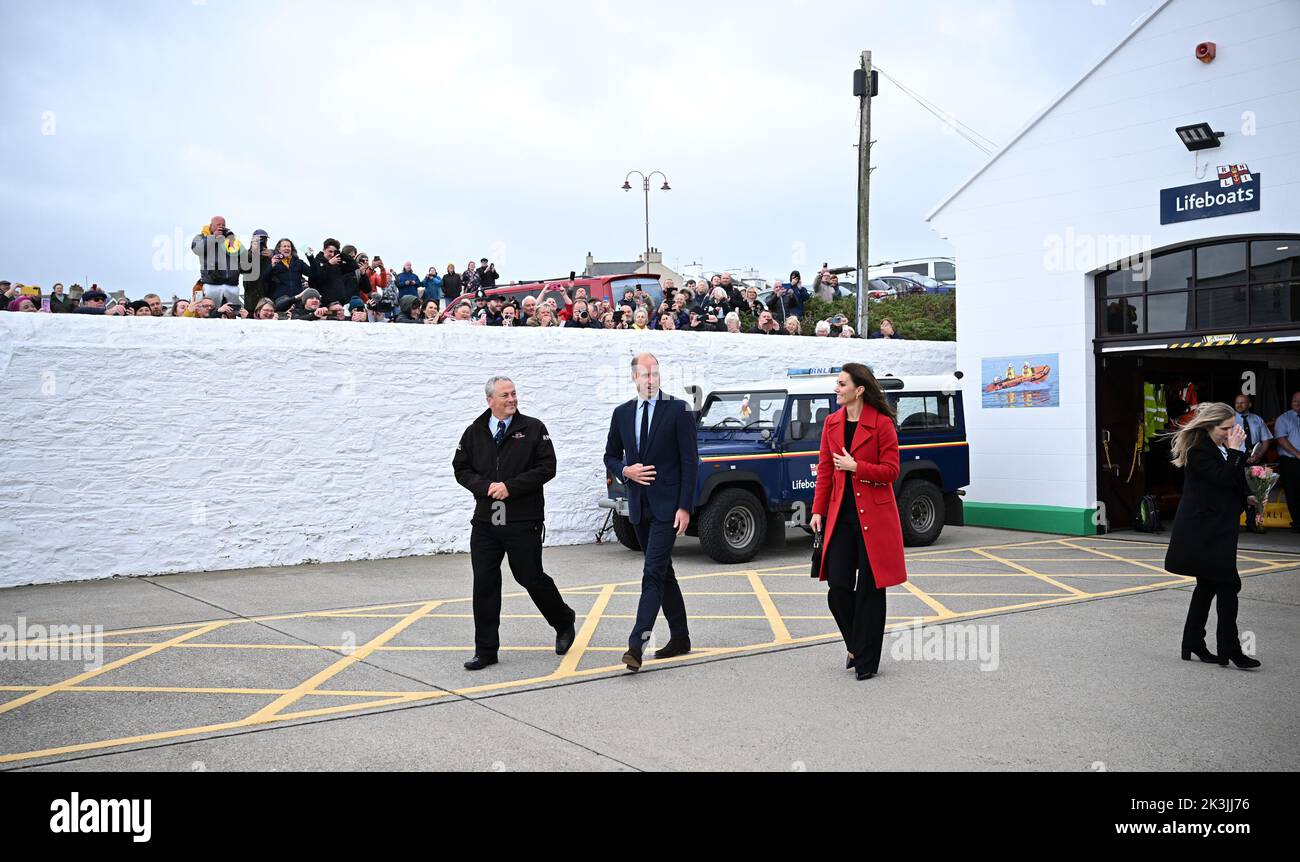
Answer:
[{"xmin": 1164, "ymin": 402, "xmax": 1262, "ymax": 669}]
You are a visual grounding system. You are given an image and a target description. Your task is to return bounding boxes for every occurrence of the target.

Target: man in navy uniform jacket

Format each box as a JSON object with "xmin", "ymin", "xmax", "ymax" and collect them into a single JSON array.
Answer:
[{"xmin": 604, "ymin": 353, "xmax": 699, "ymax": 672}]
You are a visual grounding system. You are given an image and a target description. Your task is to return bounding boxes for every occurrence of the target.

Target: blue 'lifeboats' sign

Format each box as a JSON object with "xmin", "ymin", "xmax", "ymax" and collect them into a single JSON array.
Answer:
[{"xmin": 1160, "ymin": 174, "xmax": 1261, "ymax": 225}]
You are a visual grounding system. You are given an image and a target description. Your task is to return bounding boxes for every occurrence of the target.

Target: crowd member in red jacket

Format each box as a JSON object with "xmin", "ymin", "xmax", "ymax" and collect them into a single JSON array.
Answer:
[{"xmin": 810, "ymin": 362, "xmax": 908, "ymax": 680}]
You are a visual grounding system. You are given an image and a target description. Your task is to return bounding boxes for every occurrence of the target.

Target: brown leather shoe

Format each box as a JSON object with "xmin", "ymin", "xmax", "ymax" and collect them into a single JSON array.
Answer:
[
  {"xmin": 622, "ymin": 647, "xmax": 643, "ymax": 672},
  {"xmin": 653, "ymin": 637, "xmax": 691, "ymax": 660}
]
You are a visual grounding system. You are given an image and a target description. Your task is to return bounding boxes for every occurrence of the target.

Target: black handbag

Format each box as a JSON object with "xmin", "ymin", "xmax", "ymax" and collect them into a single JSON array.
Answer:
[{"xmin": 810, "ymin": 530, "xmax": 823, "ymax": 579}]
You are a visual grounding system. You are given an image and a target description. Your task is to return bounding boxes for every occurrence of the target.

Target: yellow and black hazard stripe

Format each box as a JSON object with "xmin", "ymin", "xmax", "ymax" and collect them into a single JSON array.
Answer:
[{"xmin": 1167, "ymin": 336, "xmax": 1276, "ymax": 349}]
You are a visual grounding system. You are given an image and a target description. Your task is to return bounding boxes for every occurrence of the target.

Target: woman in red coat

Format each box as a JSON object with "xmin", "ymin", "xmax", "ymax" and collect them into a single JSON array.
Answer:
[{"xmin": 809, "ymin": 363, "xmax": 908, "ymax": 680}]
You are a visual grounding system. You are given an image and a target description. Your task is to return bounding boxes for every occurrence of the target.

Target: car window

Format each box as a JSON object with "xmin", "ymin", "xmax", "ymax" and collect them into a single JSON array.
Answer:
[
  {"xmin": 893, "ymin": 394, "xmax": 957, "ymax": 433},
  {"xmin": 701, "ymin": 391, "xmax": 786, "ymax": 429},
  {"xmin": 786, "ymin": 396, "xmax": 833, "ymax": 442}
]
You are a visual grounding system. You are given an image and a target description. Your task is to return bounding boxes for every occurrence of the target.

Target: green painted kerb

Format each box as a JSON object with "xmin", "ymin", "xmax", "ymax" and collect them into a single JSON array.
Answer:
[{"xmin": 962, "ymin": 502, "xmax": 1098, "ymax": 536}]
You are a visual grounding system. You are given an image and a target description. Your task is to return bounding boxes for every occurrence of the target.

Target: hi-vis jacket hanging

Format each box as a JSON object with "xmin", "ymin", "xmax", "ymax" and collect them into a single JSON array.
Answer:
[{"xmin": 1143, "ymin": 382, "xmax": 1168, "ymax": 450}]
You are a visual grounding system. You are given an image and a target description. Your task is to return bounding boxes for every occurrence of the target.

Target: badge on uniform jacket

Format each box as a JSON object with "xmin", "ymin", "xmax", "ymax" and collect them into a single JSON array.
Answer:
[{"xmin": 513, "ymin": 432, "xmax": 526, "ymax": 440}]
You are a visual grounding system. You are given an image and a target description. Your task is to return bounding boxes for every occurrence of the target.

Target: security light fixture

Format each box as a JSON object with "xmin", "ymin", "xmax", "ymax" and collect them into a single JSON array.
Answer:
[{"xmin": 1176, "ymin": 122, "xmax": 1224, "ymax": 151}]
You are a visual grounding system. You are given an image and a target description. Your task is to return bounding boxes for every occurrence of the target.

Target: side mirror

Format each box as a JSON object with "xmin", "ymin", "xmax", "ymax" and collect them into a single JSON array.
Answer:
[{"xmin": 789, "ymin": 420, "xmax": 805, "ymax": 441}]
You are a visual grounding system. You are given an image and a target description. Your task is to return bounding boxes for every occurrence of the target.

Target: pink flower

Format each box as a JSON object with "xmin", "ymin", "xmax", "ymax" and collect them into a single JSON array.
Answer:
[{"xmin": 1250, "ymin": 466, "xmax": 1264, "ymax": 478}]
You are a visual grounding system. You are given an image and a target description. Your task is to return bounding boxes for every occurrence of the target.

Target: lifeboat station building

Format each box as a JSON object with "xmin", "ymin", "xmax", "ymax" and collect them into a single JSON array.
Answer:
[{"xmin": 926, "ymin": 0, "xmax": 1300, "ymax": 538}]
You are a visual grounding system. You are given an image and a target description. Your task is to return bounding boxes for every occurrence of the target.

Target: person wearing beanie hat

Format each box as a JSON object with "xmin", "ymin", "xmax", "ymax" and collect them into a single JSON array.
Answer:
[
  {"xmin": 242, "ymin": 229, "xmax": 274, "ymax": 310},
  {"xmin": 291, "ymin": 288, "xmax": 328, "ymax": 321},
  {"xmin": 394, "ymin": 294, "xmax": 422, "ymax": 324},
  {"xmin": 76, "ymin": 289, "xmax": 108, "ymax": 314}
]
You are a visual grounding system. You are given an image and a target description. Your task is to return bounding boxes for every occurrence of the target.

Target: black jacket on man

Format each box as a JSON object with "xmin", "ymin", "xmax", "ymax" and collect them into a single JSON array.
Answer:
[
  {"xmin": 1165, "ymin": 440, "xmax": 1250, "ymax": 581},
  {"xmin": 453, "ymin": 410, "xmax": 556, "ymax": 525},
  {"xmin": 306, "ymin": 251, "xmax": 359, "ymax": 306}
]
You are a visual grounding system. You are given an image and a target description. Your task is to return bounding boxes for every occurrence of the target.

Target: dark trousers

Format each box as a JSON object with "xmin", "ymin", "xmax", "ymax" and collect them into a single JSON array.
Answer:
[
  {"xmin": 1182, "ymin": 575, "xmax": 1242, "ymax": 657},
  {"xmin": 629, "ymin": 515, "xmax": 689, "ymax": 651},
  {"xmin": 1279, "ymin": 457, "xmax": 1300, "ymax": 529},
  {"xmin": 825, "ymin": 510, "xmax": 888, "ymax": 674},
  {"xmin": 470, "ymin": 520, "xmax": 573, "ymax": 656}
]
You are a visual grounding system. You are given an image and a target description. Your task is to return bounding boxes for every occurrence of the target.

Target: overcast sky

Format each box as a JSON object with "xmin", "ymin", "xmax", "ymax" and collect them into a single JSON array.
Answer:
[{"xmin": 0, "ymin": 0, "xmax": 1157, "ymax": 295}]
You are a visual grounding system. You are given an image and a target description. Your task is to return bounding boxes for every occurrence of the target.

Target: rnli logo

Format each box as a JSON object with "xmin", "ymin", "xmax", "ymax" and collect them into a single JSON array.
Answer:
[{"xmin": 810, "ymin": 464, "xmax": 818, "ymax": 477}]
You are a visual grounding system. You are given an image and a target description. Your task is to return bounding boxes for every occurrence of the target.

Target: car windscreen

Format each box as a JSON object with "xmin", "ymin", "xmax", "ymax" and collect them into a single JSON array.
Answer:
[
  {"xmin": 700, "ymin": 391, "xmax": 786, "ymax": 431},
  {"xmin": 611, "ymin": 276, "xmax": 663, "ymax": 307}
]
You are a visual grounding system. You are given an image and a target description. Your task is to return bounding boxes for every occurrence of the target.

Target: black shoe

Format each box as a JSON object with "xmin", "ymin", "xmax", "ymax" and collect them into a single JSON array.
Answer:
[
  {"xmin": 846, "ymin": 656, "xmax": 855, "ymax": 670},
  {"xmin": 654, "ymin": 637, "xmax": 691, "ymax": 660},
  {"xmin": 463, "ymin": 654, "xmax": 498, "ymax": 671},
  {"xmin": 856, "ymin": 670, "xmax": 875, "ymax": 681},
  {"xmin": 1220, "ymin": 653, "xmax": 1262, "ymax": 669},
  {"xmin": 622, "ymin": 646, "xmax": 643, "ymax": 672},
  {"xmin": 555, "ymin": 620, "xmax": 577, "ymax": 656},
  {"xmin": 1182, "ymin": 645, "xmax": 1220, "ymax": 663}
]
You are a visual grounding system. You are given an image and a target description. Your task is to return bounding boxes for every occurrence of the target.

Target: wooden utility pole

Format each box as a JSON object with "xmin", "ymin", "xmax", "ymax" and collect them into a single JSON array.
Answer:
[{"xmin": 855, "ymin": 51, "xmax": 873, "ymax": 338}]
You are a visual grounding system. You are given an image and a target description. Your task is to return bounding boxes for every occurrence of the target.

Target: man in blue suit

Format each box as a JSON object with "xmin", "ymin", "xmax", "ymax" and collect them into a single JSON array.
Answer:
[{"xmin": 604, "ymin": 353, "xmax": 699, "ymax": 672}]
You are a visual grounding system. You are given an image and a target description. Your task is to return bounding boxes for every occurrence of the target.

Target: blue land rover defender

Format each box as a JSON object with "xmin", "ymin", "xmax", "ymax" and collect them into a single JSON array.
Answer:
[{"xmin": 600, "ymin": 369, "xmax": 970, "ymax": 564}]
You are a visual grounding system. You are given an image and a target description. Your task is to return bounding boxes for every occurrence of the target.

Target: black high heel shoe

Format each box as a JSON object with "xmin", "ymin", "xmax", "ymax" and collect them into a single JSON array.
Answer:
[
  {"xmin": 1218, "ymin": 653, "xmax": 1262, "ymax": 669},
  {"xmin": 846, "ymin": 655, "xmax": 855, "ymax": 670},
  {"xmin": 1181, "ymin": 645, "xmax": 1219, "ymax": 664}
]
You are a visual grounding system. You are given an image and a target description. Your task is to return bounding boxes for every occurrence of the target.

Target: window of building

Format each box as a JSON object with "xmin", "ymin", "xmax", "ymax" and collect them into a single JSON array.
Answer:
[{"xmin": 1096, "ymin": 235, "xmax": 1300, "ymax": 339}]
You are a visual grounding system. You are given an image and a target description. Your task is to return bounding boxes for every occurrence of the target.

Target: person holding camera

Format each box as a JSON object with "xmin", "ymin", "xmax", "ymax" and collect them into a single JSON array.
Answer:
[
  {"xmin": 191, "ymin": 216, "xmax": 244, "ymax": 308},
  {"xmin": 421, "ymin": 267, "xmax": 443, "ymax": 305},
  {"xmin": 564, "ymin": 299, "xmax": 601, "ymax": 329},
  {"xmin": 242, "ymin": 229, "xmax": 274, "ymax": 310},
  {"xmin": 267, "ymin": 239, "xmax": 311, "ymax": 302},
  {"xmin": 305, "ymin": 238, "xmax": 358, "ymax": 307},
  {"xmin": 767, "ymin": 271, "xmax": 806, "ymax": 322}
]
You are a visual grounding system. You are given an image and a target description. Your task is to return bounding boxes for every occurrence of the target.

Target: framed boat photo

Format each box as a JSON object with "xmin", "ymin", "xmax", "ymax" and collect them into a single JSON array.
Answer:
[{"xmin": 980, "ymin": 353, "xmax": 1059, "ymax": 409}]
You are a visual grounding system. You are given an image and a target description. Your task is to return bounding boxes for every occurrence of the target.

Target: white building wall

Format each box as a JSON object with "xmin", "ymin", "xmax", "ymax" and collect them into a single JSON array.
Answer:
[
  {"xmin": 0, "ymin": 315, "xmax": 954, "ymax": 587},
  {"xmin": 928, "ymin": 0, "xmax": 1300, "ymax": 516}
]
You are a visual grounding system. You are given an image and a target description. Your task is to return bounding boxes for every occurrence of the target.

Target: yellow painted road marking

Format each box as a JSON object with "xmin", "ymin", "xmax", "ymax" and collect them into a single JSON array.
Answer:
[
  {"xmin": 899, "ymin": 580, "xmax": 956, "ymax": 619},
  {"xmin": 0, "ymin": 620, "xmax": 232, "ymax": 716},
  {"xmin": 553, "ymin": 584, "xmax": 616, "ymax": 677},
  {"xmin": 971, "ymin": 548, "xmax": 1086, "ymax": 597},
  {"xmin": 243, "ymin": 601, "xmax": 443, "ymax": 724},
  {"xmin": 746, "ymin": 569, "xmax": 793, "ymax": 644}
]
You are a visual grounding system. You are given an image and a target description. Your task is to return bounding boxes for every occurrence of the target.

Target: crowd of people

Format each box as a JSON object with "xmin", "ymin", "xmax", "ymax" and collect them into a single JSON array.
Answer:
[{"xmin": 2, "ymin": 216, "xmax": 911, "ymax": 339}]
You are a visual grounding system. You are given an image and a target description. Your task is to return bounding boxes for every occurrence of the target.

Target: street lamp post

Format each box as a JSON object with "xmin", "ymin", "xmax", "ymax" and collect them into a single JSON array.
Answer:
[{"xmin": 622, "ymin": 170, "xmax": 670, "ymax": 274}]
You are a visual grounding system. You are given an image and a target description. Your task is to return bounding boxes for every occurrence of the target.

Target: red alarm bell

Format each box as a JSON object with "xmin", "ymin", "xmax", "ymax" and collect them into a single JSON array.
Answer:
[{"xmin": 1196, "ymin": 42, "xmax": 1216, "ymax": 63}]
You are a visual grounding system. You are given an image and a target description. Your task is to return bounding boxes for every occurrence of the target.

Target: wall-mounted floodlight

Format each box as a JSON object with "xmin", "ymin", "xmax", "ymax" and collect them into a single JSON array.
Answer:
[{"xmin": 1176, "ymin": 122, "xmax": 1224, "ymax": 151}]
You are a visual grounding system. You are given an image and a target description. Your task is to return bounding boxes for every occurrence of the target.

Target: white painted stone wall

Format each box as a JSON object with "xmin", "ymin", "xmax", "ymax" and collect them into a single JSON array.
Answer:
[
  {"xmin": 0, "ymin": 315, "xmax": 954, "ymax": 587},
  {"xmin": 928, "ymin": 0, "xmax": 1300, "ymax": 514}
]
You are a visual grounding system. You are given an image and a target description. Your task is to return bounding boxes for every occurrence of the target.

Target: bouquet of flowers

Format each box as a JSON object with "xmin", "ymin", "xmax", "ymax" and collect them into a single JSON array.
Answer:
[{"xmin": 1245, "ymin": 465, "xmax": 1280, "ymax": 527}]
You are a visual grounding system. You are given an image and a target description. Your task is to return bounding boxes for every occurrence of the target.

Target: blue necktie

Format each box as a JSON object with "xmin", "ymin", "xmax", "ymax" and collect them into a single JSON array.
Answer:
[{"xmin": 494, "ymin": 422, "xmax": 507, "ymax": 448}]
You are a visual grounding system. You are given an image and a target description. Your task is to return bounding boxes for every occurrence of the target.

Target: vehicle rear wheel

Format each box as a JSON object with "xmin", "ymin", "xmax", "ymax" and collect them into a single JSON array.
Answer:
[
  {"xmin": 698, "ymin": 488, "xmax": 767, "ymax": 563},
  {"xmin": 898, "ymin": 480, "xmax": 945, "ymax": 546},
  {"xmin": 611, "ymin": 514, "xmax": 641, "ymax": 552}
]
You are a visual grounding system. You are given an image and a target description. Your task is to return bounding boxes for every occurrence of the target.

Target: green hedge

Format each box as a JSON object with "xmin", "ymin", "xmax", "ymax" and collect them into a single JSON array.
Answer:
[{"xmin": 741, "ymin": 293, "xmax": 956, "ymax": 340}]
